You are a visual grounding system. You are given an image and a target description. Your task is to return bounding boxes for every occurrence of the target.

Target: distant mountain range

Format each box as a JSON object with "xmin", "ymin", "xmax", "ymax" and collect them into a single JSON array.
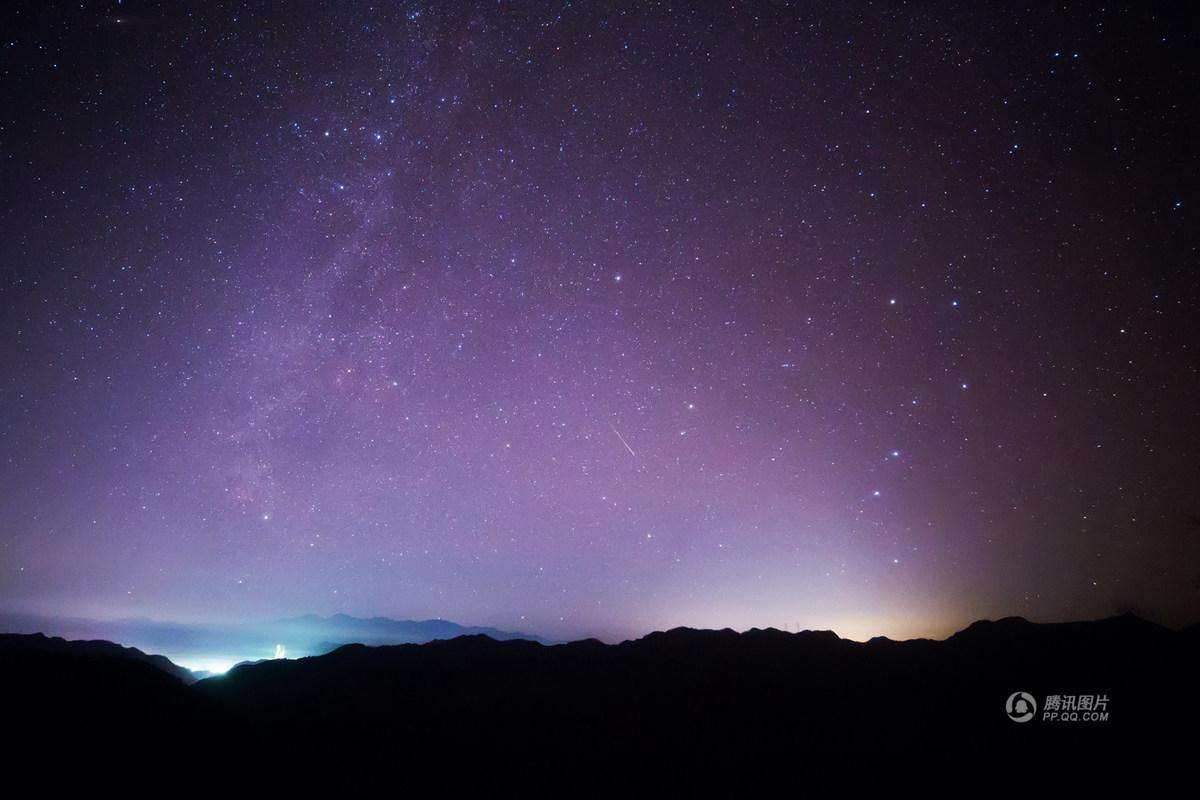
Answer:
[
  {"xmin": 273, "ymin": 612, "xmax": 559, "ymax": 649},
  {"xmin": 2, "ymin": 613, "xmax": 1196, "ymax": 766},
  {"xmin": 0, "ymin": 611, "xmax": 553, "ymax": 670}
]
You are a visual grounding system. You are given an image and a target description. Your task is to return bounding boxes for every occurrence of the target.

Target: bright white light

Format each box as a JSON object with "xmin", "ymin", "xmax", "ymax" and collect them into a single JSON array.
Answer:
[{"xmin": 176, "ymin": 657, "xmax": 237, "ymax": 675}]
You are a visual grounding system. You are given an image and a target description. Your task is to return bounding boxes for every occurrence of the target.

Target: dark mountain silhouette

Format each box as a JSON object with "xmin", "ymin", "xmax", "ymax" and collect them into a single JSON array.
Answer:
[
  {"xmin": 0, "ymin": 611, "xmax": 552, "ymax": 666},
  {"xmin": 2, "ymin": 614, "xmax": 1194, "ymax": 765},
  {"xmin": 0, "ymin": 632, "xmax": 198, "ymax": 683},
  {"xmin": 0, "ymin": 633, "xmax": 226, "ymax": 755}
]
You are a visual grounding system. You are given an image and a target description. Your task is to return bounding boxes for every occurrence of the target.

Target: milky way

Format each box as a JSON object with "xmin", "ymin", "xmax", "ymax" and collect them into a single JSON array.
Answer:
[{"xmin": 2, "ymin": 1, "xmax": 1197, "ymax": 641}]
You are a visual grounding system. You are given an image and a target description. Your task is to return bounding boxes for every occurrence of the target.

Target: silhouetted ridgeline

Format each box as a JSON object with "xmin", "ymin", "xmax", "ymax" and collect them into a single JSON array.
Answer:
[
  {"xmin": 0, "ymin": 611, "xmax": 553, "ymax": 666},
  {"xmin": 2, "ymin": 614, "xmax": 1195, "ymax": 766},
  {"xmin": 0, "ymin": 632, "xmax": 198, "ymax": 684}
]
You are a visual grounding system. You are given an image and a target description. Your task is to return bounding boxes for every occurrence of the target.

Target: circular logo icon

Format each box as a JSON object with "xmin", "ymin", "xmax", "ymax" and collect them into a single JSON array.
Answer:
[{"xmin": 1005, "ymin": 691, "xmax": 1037, "ymax": 723}]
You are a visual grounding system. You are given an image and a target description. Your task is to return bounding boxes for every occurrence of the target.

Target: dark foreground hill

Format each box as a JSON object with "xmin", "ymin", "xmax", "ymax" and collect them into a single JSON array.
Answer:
[
  {"xmin": 0, "ymin": 633, "xmax": 226, "ymax": 753},
  {"xmin": 2, "ymin": 614, "xmax": 1195, "ymax": 767},
  {"xmin": 0, "ymin": 632, "xmax": 198, "ymax": 683}
]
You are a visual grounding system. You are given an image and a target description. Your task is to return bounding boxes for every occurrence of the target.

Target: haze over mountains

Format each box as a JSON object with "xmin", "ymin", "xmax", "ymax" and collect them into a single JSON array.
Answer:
[{"xmin": 0, "ymin": 612, "xmax": 552, "ymax": 674}]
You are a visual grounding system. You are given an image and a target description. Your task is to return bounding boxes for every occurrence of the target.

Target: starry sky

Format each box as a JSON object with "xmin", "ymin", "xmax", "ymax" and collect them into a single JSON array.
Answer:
[{"xmin": 1, "ymin": 1, "xmax": 1197, "ymax": 643}]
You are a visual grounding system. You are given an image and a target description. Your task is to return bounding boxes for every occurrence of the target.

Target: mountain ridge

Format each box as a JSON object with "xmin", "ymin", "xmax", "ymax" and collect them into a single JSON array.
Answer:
[
  {"xmin": 271, "ymin": 612, "xmax": 559, "ymax": 647},
  {"xmin": 2, "ymin": 612, "xmax": 1196, "ymax": 762},
  {"xmin": 0, "ymin": 631, "xmax": 198, "ymax": 684}
]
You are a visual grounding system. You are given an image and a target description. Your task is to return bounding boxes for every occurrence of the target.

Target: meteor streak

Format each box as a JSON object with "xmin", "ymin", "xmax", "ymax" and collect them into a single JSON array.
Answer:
[{"xmin": 609, "ymin": 423, "xmax": 636, "ymax": 458}]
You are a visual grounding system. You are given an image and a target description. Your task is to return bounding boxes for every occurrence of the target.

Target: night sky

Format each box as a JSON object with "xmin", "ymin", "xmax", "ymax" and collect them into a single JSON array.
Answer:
[{"xmin": 2, "ymin": 1, "xmax": 1197, "ymax": 643}]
